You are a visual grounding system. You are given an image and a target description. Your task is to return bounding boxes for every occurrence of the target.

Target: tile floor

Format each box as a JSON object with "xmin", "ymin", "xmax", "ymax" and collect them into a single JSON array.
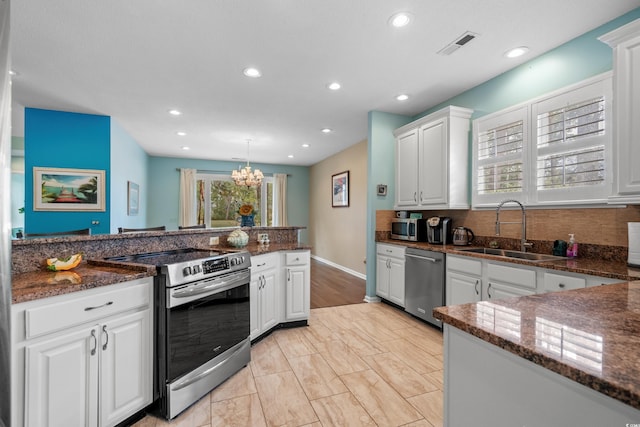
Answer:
[{"xmin": 133, "ymin": 302, "xmax": 444, "ymax": 427}]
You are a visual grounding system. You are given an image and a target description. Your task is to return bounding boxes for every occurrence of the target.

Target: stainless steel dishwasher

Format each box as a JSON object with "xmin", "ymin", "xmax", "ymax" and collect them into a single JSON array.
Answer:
[{"xmin": 404, "ymin": 248, "xmax": 445, "ymax": 328}]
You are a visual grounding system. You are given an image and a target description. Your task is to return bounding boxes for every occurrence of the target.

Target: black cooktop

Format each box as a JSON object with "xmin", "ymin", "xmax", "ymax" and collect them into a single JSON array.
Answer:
[{"xmin": 106, "ymin": 248, "xmax": 228, "ymax": 266}]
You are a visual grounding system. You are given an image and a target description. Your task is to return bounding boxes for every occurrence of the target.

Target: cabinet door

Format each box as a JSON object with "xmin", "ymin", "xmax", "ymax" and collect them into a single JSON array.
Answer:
[
  {"xmin": 100, "ymin": 310, "xmax": 152, "ymax": 427},
  {"xmin": 249, "ymin": 274, "xmax": 261, "ymax": 340},
  {"xmin": 260, "ymin": 269, "xmax": 279, "ymax": 333},
  {"xmin": 447, "ymin": 271, "xmax": 481, "ymax": 305},
  {"xmin": 376, "ymin": 255, "xmax": 390, "ymax": 299},
  {"xmin": 418, "ymin": 118, "xmax": 447, "ymax": 205},
  {"xmin": 396, "ymin": 129, "xmax": 419, "ymax": 206},
  {"xmin": 387, "ymin": 258, "xmax": 405, "ymax": 307},
  {"xmin": 285, "ymin": 266, "xmax": 309, "ymax": 321},
  {"xmin": 25, "ymin": 327, "xmax": 99, "ymax": 427}
]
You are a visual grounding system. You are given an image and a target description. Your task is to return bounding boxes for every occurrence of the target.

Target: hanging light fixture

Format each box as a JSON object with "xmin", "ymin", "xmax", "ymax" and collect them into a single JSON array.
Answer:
[{"xmin": 232, "ymin": 139, "xmax": 264, "ymax": 187}]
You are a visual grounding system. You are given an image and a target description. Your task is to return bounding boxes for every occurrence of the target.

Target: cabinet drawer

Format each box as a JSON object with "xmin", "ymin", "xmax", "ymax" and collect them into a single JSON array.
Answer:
[
  {"xmin": 447, "ymin": 255, "xmax": 482, "ymax": 276},
  {"xmin": 284, "ymin": 251, "xmax": 310, "ymax": 266},
  {"xmin": 544, "ymin": 272, "xmax": 586, "ymax": 292},
  {"xmin": 25, "ymin": 279, "xmax": 151, "ymax": 339},
  {"xmin": 487, "ymin": 263, "xmax": 536, "ymax": 290},
  {"xmin": 251, "ymin": 253, "xmax": 279, "ymax": 273},
  {"xmin": 376, "ymin": 243, "xmax": 405, "ymax": 259}
]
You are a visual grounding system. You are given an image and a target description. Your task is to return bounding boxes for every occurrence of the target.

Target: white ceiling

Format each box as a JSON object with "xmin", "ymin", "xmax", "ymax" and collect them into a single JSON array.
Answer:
[{"xmin": 10, "ymin": 1, "xmax": 640, "ymax": 166}]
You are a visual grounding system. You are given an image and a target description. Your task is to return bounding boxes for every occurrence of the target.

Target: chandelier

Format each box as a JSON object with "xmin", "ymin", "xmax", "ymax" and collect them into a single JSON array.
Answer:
[{"xmin": 231, "ymin": 140, "xmax": 264, "ymax": 187}]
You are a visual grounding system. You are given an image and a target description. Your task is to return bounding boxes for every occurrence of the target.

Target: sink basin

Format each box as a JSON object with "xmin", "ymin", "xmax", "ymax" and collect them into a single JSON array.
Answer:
[{"xmin": 454, "ymin": 247, "xmax": 567, "ymax": 262}]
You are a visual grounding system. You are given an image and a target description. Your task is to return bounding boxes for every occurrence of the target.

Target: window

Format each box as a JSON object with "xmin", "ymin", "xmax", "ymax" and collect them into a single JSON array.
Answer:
[
  {"xmin": 472, "ymin": 73, "xmax": 612, "ymax": 207},
  {"xmin": 196, "ymin": 174, "xmax": 274, "ymax": 227}
]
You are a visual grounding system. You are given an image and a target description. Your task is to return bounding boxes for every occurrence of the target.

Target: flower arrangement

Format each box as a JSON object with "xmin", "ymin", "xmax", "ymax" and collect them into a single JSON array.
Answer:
[{"xmin": 238, "ymin": 204, "xmax": 254, "ymax": 216}]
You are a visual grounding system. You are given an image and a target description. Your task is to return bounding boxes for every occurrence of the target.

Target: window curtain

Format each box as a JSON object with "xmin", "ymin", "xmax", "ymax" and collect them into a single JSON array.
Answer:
[
  {"xmin": 274, "ymin": 173, "xmax": 288, "ymax": 226},
  {"xmin": 178, "ymin": 168, "xmax": 197, "ymax": 227}
]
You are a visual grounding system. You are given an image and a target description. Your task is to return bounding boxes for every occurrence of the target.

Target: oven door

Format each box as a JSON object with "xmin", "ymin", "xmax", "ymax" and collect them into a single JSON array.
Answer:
[{"xmin": 166, "ymin": 270, "xmax": 250, "ymax": 383}]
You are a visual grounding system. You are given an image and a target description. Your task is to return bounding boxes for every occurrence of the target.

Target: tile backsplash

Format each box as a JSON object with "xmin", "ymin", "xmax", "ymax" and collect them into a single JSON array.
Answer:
[{"xmin": 377, "ymin": 205, "xmax": 640, "ymax": 247}]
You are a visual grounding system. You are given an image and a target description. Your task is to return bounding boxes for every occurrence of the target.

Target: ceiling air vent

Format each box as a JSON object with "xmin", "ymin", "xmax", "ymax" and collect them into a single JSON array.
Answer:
[{"xmin": 437, "ymin": 31, "xmax": 479, "ymax": 56}]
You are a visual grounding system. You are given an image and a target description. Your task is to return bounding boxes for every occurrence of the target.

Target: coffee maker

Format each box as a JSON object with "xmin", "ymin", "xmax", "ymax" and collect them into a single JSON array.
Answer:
[{"xmin": 427, "ymin": 217, "xmax": 452, "ymax": 244}]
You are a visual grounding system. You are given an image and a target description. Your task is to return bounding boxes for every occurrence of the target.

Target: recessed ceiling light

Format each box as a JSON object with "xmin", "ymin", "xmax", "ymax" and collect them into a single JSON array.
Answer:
[
  {"xmin": 396, "ymin": 94, "xmax": 409, "ymax": 101},
  {"xmin": 327, "ymin": 82, "xmax": 341, "ymax": 90},
  {"xmin": 176, "ymin": 131, "xmax": 187, "ymax": 136},
  {"xmin": 504, "ymin": 46, "xmax": 529, "ymax": 58},
  {"xmin": 302, "ymin": 144, "xmax": 310, "ymax": 148},
  {"xmin": 389, "ymin": 12, "xmax": 412, "ymax": 28},
  {"xmin": 243, "ymin": 67, "xmax": 262, "ymax": 78},
  {"xmin": 321, "ymin": 128, "xmax": 332, "ymax": 134},
  {"xmin": 168, "ymin": 109, "xmax": 182, "ymax": 116},
  {"xmin": 288, "ymin": 155, "xmax": 294, "ymax": 158},
  {"xmin": 181, "ymin": 146, "xmax": 190, "ymax": 150}
]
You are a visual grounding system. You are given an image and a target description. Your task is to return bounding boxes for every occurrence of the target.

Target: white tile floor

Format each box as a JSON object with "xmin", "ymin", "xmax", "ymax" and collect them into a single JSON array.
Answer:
[{"xmin": 133, "ymin": 302, "xmax": 444, "ymax": 427}]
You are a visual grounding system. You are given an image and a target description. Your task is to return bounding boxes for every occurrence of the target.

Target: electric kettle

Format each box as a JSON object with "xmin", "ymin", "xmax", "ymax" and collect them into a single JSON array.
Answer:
[{"xmin": 453, "ymin": 227, "xmax": 474, "ymax": 246}]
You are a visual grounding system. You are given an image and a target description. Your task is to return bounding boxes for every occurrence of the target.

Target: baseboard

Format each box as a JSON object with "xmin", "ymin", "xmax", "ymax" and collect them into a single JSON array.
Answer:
[
  {"xmin": 363, "ymin": 295, "xmax": 381, "ymax": 303},
  {"xmin": 311, "ymin": 255, "xmax": 367, "ymax": 280}
]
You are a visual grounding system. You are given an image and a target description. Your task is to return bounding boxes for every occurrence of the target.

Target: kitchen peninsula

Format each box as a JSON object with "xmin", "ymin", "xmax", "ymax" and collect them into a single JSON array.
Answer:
[{"xmin": 433, "ymin": 282, "xmax": 640, "ymax": 426}]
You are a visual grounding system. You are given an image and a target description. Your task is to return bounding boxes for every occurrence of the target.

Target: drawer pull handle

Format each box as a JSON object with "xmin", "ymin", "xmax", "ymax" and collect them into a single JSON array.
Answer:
[
  {"xmin": 256, "ymin": 262, "xmax": 266, "ymax": 267},
  {"xmin": 487, "ymin": 283, "xmax": 492, "ymax": 299},
  {"xmin": 90, "ymin": 330, "xmax": 97, "ymax": 356},
  {"xmin": 475, "ymin": 280, "xmax": 480, "ymax": 295},
  {"xmin": 102, "ymin": 325, "xmax": 109, "ymax": 350},
  {"xmin": 84, "ymin": 301, "xmax": 113, "ymax": 311}
]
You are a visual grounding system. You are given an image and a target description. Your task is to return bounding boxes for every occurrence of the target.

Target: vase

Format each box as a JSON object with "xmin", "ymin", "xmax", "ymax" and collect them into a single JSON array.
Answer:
[{"xmin": 240, "ymin": 214, "xmax": 255, "ymax": 227}]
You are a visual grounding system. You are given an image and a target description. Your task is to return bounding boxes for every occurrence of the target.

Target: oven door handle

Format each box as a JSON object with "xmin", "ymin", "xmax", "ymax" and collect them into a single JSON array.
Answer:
[{"xmin": 171, "ymin": 270, "xmax": 250, "ymax": 299}]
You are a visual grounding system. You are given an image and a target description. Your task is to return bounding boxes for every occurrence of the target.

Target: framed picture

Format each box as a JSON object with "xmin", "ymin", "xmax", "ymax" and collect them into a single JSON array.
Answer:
[
  {"xmin": 128, "ymin": 181, "xmax": 139, "ymax": 216},
  {"xmin": 34, "ymin": 167, "xmax": 106, "ymax": 211},
  {"xmin": 331, "ymin": 170, "xmax": 349, "ymax": 207}
]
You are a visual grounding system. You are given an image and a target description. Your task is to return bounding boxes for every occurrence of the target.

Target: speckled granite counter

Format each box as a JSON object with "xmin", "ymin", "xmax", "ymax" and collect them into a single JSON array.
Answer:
[
  {"xmin": 376, "ymin": 238, "xmax": 640, "ymax": 281},
  {"xmin": 11, "ymin": 262, "xmax": 156, "ymax": 304},
  {"xmin": 12, "ymin": 241, "xmax": 310, "ymax": 304},
  {"xmin": 433, "ymin": 281, "xmax": 640, "ymax": 410}
]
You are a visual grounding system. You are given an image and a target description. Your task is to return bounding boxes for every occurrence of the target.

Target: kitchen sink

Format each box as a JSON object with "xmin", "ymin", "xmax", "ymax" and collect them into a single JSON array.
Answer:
[{"xmin": 454, "ymin": 247, "xmax": 567, "ymax": 262}]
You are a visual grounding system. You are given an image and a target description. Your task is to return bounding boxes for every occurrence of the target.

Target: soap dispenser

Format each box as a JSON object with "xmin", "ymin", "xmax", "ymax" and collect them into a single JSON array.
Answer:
[{"xmin": 566, "ymin": 234, "xmax": 578, "ymax": 258}]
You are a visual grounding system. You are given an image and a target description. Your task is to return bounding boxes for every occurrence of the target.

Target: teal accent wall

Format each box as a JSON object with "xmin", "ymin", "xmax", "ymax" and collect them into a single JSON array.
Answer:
[
  {"xmin": 110, "ymin": 120, "xmax": 150, "ymax": 233},
  {"xmin": 25, "ymin": 108, "xmax": 111, "ymax": 234},
  {"xmin": 147, "ymin": 157, "xmax": 311, "ymax": 242},
  {"xmin": 364, "ymin": 8, "xmax": 640, "ymax": 297},
  {"xmin": 366, "ymin": 111, "xmax": 412, "ymax": 297}
]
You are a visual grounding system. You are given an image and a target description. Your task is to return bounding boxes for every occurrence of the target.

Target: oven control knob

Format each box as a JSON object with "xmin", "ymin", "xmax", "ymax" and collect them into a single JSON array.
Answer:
[
  {"xmin": 192, "ymin": 264, "xmax": 201, "ymax": 274},
  {"xmin": 182, "ymin": 266, "xmax": 192, "ymax": 276}
]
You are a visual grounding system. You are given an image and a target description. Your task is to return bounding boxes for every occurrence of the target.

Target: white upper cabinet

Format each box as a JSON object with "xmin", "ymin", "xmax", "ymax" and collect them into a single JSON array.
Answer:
[
  {"xmin": 599, "ymin": 18, "xmax": 640, "ymax": 204},
  {"xmin": 394, "ymin": 106, "xmax": 474, "ymax": 209}
]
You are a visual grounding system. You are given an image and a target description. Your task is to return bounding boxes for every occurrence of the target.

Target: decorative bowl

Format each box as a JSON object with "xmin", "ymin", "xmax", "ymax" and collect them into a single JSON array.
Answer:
[{"xmin": 227, "ymin": 229, "xmax": 249, "ymax": 248}]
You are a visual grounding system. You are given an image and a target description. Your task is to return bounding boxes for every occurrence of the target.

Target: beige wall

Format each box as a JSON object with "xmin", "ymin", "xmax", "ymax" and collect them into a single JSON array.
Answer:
[{"xmin": 309, "ymin": 139, "xmax": 367, "ymax": 276}]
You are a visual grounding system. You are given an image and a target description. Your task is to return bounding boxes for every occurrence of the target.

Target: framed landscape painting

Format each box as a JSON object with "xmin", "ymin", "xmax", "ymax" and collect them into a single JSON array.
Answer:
[
  {"xmin": 34, "ymin": 167, "xmax": 106, "ymax": 211},
  {"xmin": 128, "ymin": 181, "xmax": 139, "ymax": 215}
]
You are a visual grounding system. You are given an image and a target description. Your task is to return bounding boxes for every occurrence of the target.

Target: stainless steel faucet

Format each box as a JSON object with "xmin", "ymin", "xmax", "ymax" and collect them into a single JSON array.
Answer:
[{"xmin": 495, "ymin": 199, "xmax": 533, "ymax": 252}]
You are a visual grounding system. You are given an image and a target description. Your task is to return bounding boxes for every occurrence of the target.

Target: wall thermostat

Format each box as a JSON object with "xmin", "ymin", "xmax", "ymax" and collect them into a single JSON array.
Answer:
[{"xmin": 377, "ymin": 184, "xmax": 387, "ymax": 196}]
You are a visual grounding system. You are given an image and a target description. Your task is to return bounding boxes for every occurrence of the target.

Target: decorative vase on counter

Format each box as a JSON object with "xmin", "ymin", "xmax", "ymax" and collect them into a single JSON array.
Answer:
[
  {"xmin": 227, "ymin": 229, "xmax": 249, "ymax": 248},
  {"xmin": 240, "ymin": 214, "xmax": 255, "ymax": 227}
]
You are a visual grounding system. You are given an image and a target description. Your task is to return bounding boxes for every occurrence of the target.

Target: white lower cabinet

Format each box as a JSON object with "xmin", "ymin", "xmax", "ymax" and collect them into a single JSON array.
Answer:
[
  {"xmin": 250, "ymin": 250, "xmax": 311, "ymax": 341},
  {"xmin": 12, "ymin": 278, "xmax": 153, "ymax": 427},
  {"xmin": 283, "ymin": 251, "xmax": 310, "ymax": 321},
  {"xmin": 446, "ymin": 255, "xmax": 625, "ymax": 304},
  {"xmin": 250, "ymin": 253, "xmax": 280, "ymax": 340},
  {"xmin": 446, "ymin": 255, "xmax": 482, "ymax": 305},
  {"xmin": 376, "ymin": 243, "xmax": 406, "ymax": 307}
]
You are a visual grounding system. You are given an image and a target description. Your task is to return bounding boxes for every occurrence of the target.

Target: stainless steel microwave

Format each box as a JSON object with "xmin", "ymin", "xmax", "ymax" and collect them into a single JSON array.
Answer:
[{"xmin": 390, "ymin": 218, "xmax": 427, "ymax": 241}]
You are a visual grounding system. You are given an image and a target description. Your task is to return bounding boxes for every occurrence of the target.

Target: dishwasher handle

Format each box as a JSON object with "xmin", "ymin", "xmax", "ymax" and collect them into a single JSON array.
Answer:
[{"xmin": 405, "ymin": 253, "xmax": 441, "ymax": 263}]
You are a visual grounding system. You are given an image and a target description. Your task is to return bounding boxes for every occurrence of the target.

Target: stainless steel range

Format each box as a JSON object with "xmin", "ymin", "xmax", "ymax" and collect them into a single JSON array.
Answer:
[{"xmin": 106, "ymin": 248, "xmax": 251, "ymax": 419}]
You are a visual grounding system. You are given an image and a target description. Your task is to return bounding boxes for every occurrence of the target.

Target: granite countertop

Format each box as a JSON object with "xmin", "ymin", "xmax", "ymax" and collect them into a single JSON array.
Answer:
[
  {"xmin": 376, "ymin": 238, "xmax": 640, "ymax": 281},
  {"xmin": 11, "ymin": 261, "xmax": 156, "ymax": 304},
  {"xmin": 11, "ymin": 243, "xmax": 311, "ymax": 304},
  {"xmin": 433, "ymin": 281, "xmax": 640, "ymax": 410}
]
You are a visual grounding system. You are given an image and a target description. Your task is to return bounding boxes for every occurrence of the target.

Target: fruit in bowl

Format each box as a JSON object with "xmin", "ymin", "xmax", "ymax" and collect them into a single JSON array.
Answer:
[
  {"xmin": 227, "ymin": 229, "xmax": 249, "ymax": 248},
  {"xmin": 46, "ymin": 253, "xmax": 82, "ymax": 271}
]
